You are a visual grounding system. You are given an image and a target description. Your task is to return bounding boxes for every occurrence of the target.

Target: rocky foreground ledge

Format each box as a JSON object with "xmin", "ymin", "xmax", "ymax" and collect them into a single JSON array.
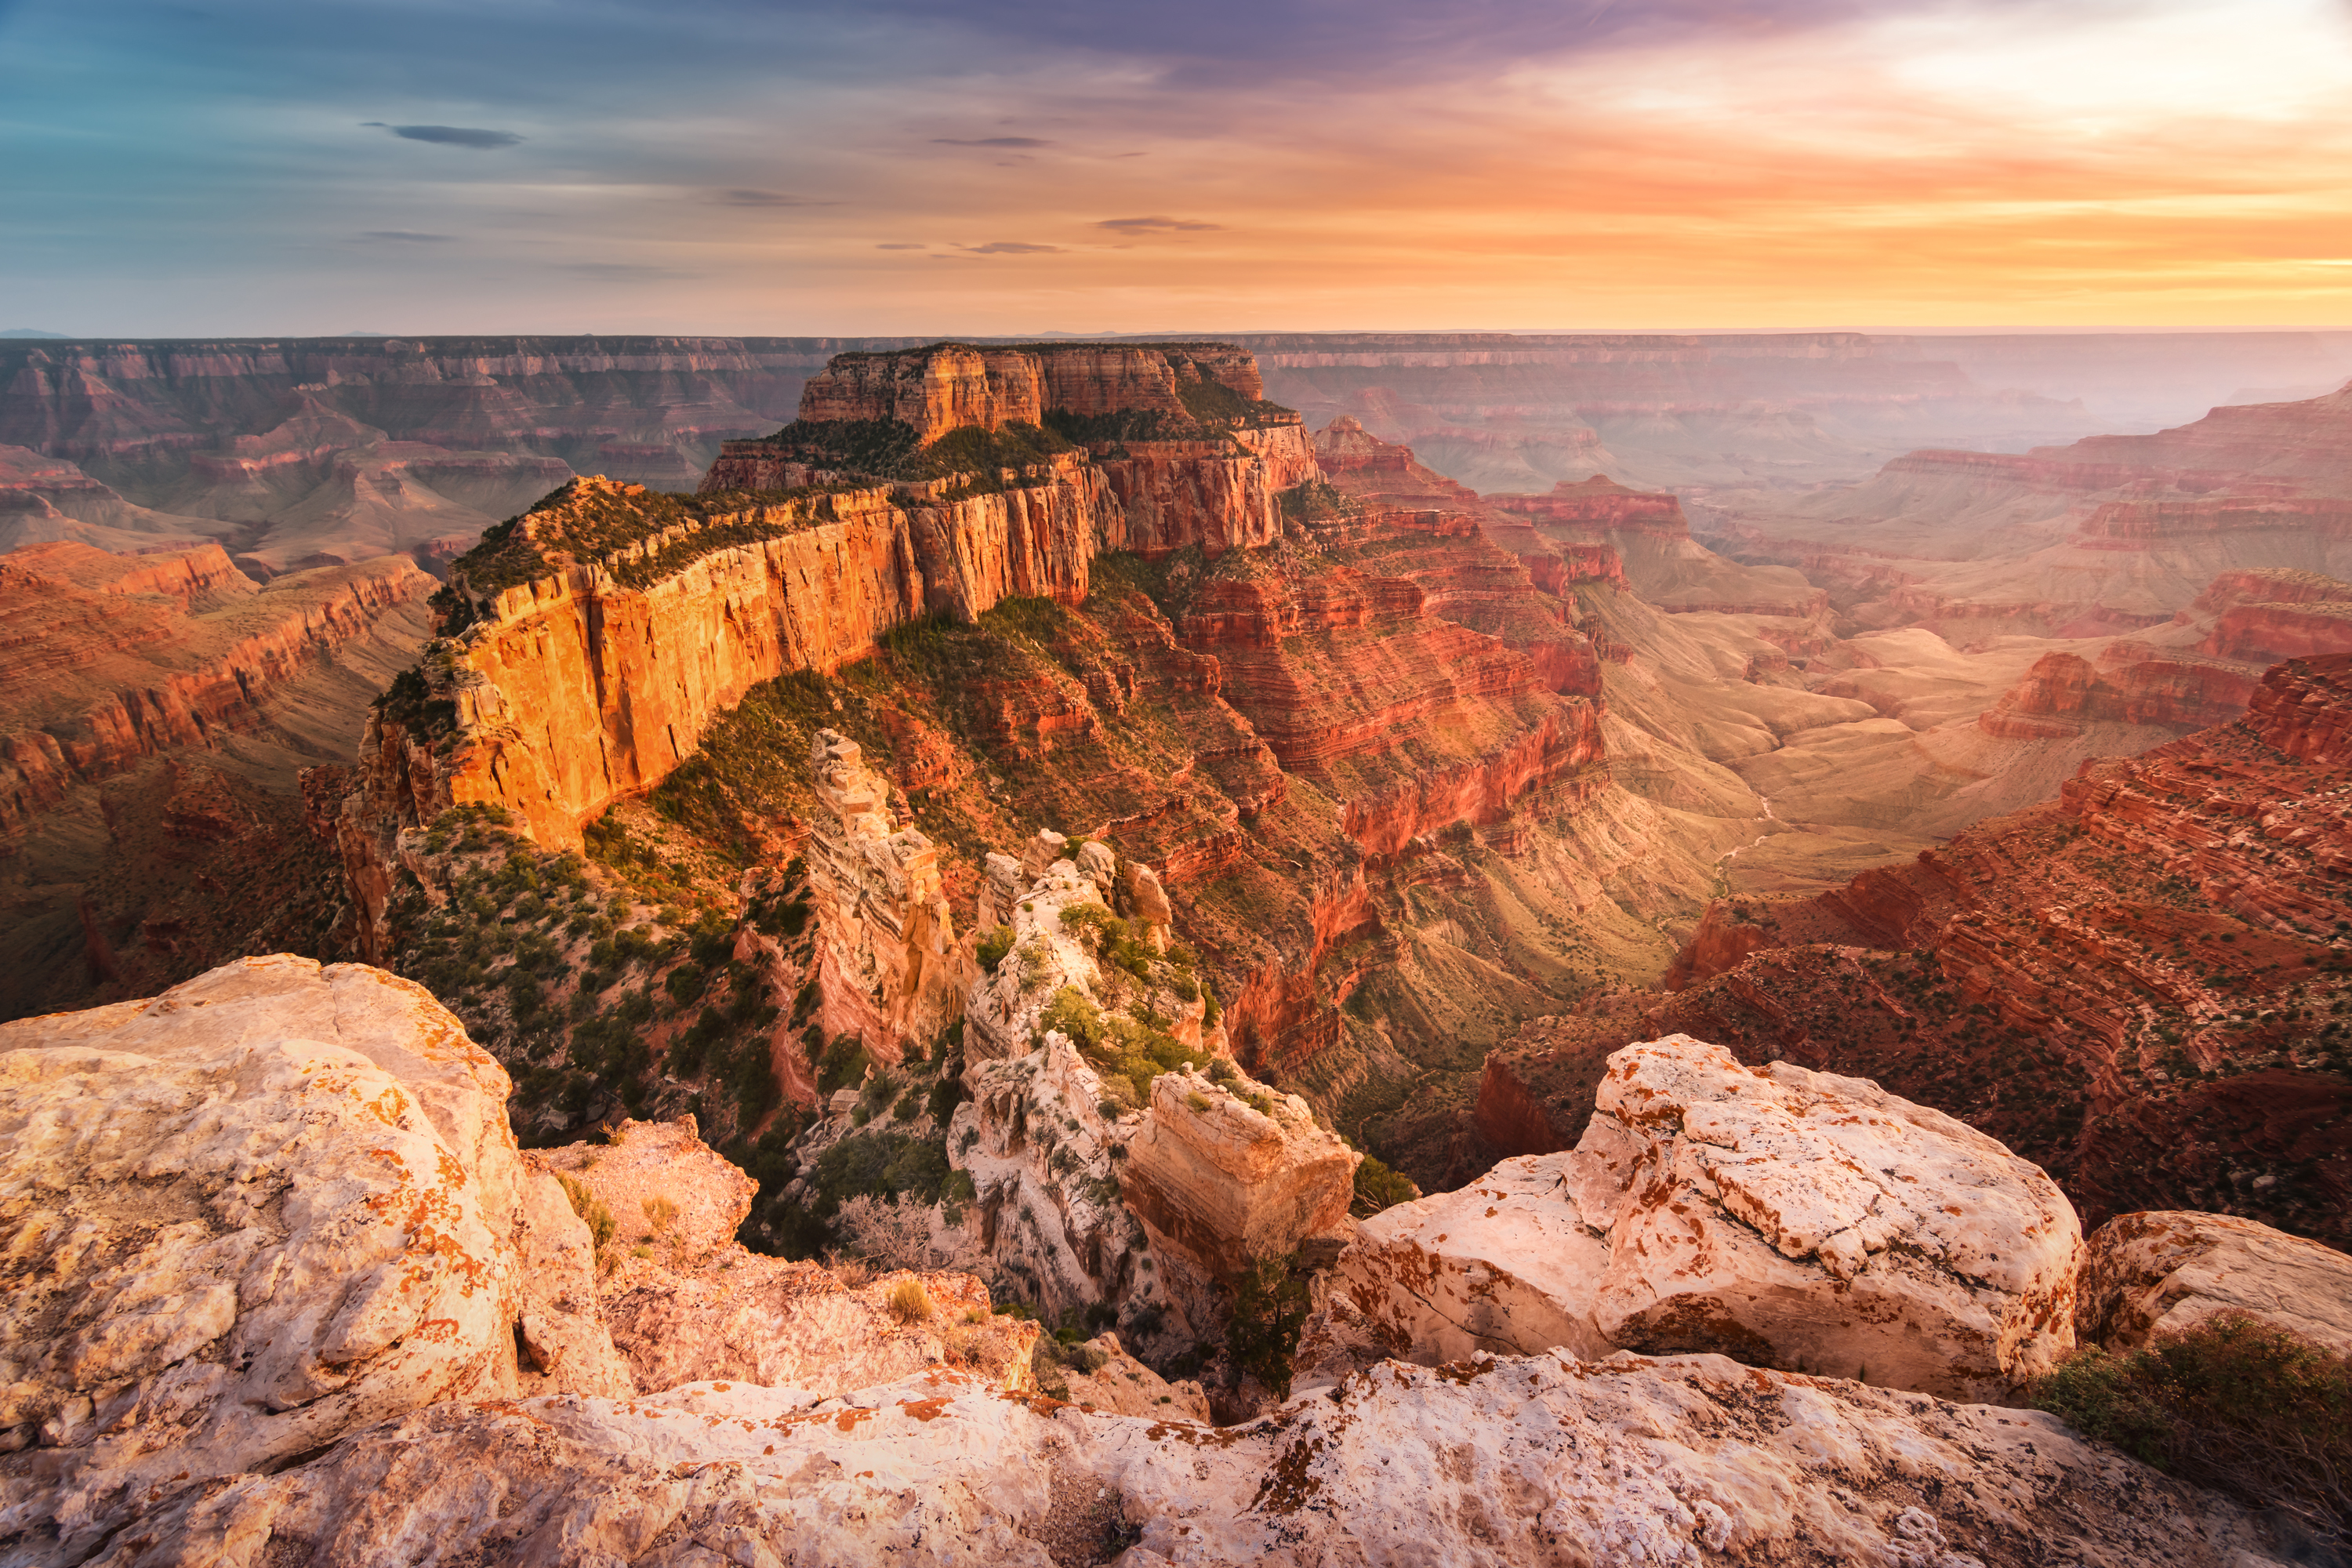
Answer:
[{"xmin": 0, "ymin": 958, "xmax": 2331, "ymax": 1566}]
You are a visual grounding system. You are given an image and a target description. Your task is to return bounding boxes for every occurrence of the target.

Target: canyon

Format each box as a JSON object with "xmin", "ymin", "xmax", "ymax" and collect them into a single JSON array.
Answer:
[
  {"xmin": 2, "ymin": 331, "xmax": 2350, "ymax": 1563},
  {"xmin": 1470, "ymin": 654, "xmax": 2352, "ymax": 1250}
]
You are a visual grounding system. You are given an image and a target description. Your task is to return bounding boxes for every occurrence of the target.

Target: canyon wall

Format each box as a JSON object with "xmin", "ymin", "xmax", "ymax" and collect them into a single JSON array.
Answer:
[
  {"xmin": 0, "ymin": 543, "xmax": 434, "ymax": 832},
  {"xmin": 796, "ymin": 341, "xmax": 1268, "ymax": 438},
  {"xmin": 335, "ymin": 345, "xmax": 1326, "ymax": 956},
  {"xmin": 1501, "ymin": 654, "xmax": 2352, "ymax": 1247}
]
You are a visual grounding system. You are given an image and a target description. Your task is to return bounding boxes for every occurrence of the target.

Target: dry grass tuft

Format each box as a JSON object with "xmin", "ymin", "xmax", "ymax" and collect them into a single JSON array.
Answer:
[{"xmin": 887, "ymin": 1276, "xmax": 935, "ymax": 1325}]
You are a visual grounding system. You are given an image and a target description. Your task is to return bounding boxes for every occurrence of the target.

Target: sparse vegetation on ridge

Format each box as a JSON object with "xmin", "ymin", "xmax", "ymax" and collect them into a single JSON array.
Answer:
[{"xmin": 2035, "ymin": 1313, "xmax": 2351, "ymax": 1552}]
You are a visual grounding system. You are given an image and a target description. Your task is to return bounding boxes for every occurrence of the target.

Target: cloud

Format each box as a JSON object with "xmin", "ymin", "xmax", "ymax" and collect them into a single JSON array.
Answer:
[
  {"xmin": 931, "ymin": 136, "xmax": 1051, "ymax": 147},
  {"xmin": 380, "ymin": 124, "xmax": 523, "ymax": 149},
  {"xmin": 1095, "ymin": 216, "xmax": 1221, "ymax": 233},
  {"xmin": 557, "ymin": 262, "xmax": 693, "ymax": 278},
  {"xmin": 956, "ymin": 241, "xmax": 1064, "ymax": 254},
  {"xmin": 719, "ymin": 188, "xmax": 833, "ymax": 205},
  {"xmin": 876, "ymin": 242, "xmax": 927, "ymax": 249},
  {"xmin": 358, "ymin": 230, "xmax": 455, "ymax": 243}
]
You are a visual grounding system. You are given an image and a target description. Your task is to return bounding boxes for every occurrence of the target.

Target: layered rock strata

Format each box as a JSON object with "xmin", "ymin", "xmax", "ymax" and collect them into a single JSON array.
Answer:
[
  {"xmin": 804, "ymin": 730, "xmax": 964, "ymax": 1061},
  {"xmin": 1319, "ymin": 1035, "xmax": 2080, "ymax": 1401},
  {"xmin": 792, "ymin": 341, "xmax": 1271, "ymax": 440},
  {"xmin": 1119, "ymin": 1066, "xmax": 1359, "ymax": 1282},
  {"xmin": 0, "ymin": 543, "xmax": 434, "ymax": 833},
  {"xmin": 1544, "ymin": 655, "xmax": 2352, "ymax": 1247},
  {"xmin": 335, "ymin": 344, "xmax": 1319, "ymax": 955}
]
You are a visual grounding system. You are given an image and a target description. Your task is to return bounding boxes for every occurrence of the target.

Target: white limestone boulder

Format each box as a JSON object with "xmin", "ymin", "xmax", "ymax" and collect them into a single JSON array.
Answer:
[
  {"xmin": 0, "ymin": 956, "xmax": 626, "ymax": 1566},
  {"xmin": 2076, "ymin": 1210, "xmax": 2352, "ymax": 1356},
  {"xmin": 1312, "ymin": 1034, "xmax": 2082, "ymax": 1401}
]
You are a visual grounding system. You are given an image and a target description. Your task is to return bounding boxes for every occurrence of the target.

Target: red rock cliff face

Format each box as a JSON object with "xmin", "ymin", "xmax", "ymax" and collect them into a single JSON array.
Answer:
[
  {"xmin": 1484, "ymin": 475, "xmax": 1691, "ymax": 539},
  {"xmin": 1977, "ymin": 647, "xmax": 2262, "ymax": 737},
  {"xmin": 0, "ymin": 545, "xmax": 434, "ymax": 833},
  {"xmin": 795, "ymin": 343, "xmax": 1268, "ymax": 441},
  {"xmin": 338, "ymin": 473, "xmax": 1115, "ymax": 953},
  {"xmin": 1563, "ymin": 655, "xmax": 2352, "ymax": 1246},
  {"xmin": 337, "ymin": 344, "xmax": 1327, "ymax": 955},
  {"xmin": 2247, "ymin": 652, "xmax": 2352, "ymax": 766}
]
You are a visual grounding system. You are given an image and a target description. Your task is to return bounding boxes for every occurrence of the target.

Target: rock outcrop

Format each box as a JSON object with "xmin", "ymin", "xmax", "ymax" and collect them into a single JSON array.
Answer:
[
  {"xmin": 89, "ymin": 1354, "xmax": 2285, "ymax": 1568},
  {"xmin": 331, "ymin": 342, "xmax": 1323, "ymax": 954},
  {"xmin": 789, "ymin": 341, "xmax": 1271, "ymax": 441},
  {"xmin": 2076, "ymin": 1210, "xmax": 2352, "ymax": 1356},
  {"xmin": 0, "ymin": 956, "xmax": 627, "ymax": 1562},
  {"xmin": 1120, "ymin": 1065, "xmax": 1359, "ymax": 1281},
  {"xmin": 1321, "ymin": 1035, "xmax": 2082, "ymax": 1401},
  {"xmin": 948, "ymin": 1036, "xmax": 1163, "ymax": 1327},
  {"xmin": 804, "ymin": 730, "xmax": 964, "ymax": 1062},
  {"xmin": 1976, "ymin": 645, "xmax": 2263, "ymax": 738}
]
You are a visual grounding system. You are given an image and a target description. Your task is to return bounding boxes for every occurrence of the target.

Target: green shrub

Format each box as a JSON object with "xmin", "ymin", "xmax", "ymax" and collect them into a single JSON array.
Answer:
[
  {"xmin": 1351, "ymin": 1152, "xmax": 1418, "ymax": 1217},
  {"xmin": 1228, "ymin": 1252, "xmax": 1312, "ymax": 1399},
  {"xmin": 817, "ymin": 1034, "xmax": 873, "ymax": 1095},
  {"xmin": 925, "ymin": 1070, "xmax": 967, "ymax": 1127},
  {"xmin": 977, "ymin": 925, "xmax": 1016, "ymax": 974},
  {"xmin": 858, "ymin": 1068, "xmax": 903, "ymax": 1120},
  {"xmin": 808, "ymin": 1131, "xmax": 953, "ymax": 1214},
  {"xmin": 2034, "ymin": 1312, "xmax": 2350, "ymax": 1545}
]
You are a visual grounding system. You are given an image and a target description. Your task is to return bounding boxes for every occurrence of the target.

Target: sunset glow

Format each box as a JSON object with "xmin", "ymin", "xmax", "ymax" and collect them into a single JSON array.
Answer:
[{"xmin": 7, "ymin": 0, "xmax": 2352, "ymax": 333}]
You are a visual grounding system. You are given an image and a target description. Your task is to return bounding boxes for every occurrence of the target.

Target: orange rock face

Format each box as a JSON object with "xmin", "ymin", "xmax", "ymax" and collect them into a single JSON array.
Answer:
[{"xmin": 793, "ymin": 342, "xmax": 1269, "ymax": 441}]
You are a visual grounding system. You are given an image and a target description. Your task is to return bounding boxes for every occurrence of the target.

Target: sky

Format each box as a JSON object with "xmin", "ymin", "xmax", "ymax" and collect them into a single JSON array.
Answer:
[{"xmin": 5, "ymin": 0, "xmax": 2352, "ymax": 336}]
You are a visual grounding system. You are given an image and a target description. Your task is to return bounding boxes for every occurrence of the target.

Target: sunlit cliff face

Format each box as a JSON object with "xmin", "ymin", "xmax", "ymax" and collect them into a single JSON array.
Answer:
[{"xmin": 5, "ymin": 0, "xmax": 2352, "ymax": 332}]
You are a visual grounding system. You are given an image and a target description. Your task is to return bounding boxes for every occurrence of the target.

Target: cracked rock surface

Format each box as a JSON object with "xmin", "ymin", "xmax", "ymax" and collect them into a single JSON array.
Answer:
[
  {"xmin": 0, "ymin": 955, "xmax": 627, "ymax": 1566},
  {"xmin": 1311, "ymin": 1033, "xmax": 2082, "ymax": 1400},
  {"xmin": 86, "ymin": 1352, "xmax": 2285, "ymax": 1568}
]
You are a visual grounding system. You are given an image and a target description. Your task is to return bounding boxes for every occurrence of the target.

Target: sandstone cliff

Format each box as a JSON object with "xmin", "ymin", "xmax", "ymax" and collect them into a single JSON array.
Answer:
[
  {"xmin": 804, "ymin": 729, "xmax": 965, "ymax": 1061},
  {"xmin": 792, "ymin": 341, "xmax": 1270, "ymax": 441}
]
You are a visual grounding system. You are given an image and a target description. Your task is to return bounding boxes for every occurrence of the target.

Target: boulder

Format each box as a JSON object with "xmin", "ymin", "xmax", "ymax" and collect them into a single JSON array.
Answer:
[
  {"xmin": 0, "ymin": 956, "xmax": 626, "ymax": 1564},
  {"xmin": 534, "ymin": 1116, "xmax": 1036, "ymax": 1397},
  {"xmin": 1040, "ymin": 1331, "xmax": 1212, "ymax": 1421},
  {"xmin": 2076, "ymin": 1210, "xmax": 2352, "ymax": 1356},
  {"xmin": 1118, "ymin": 1065, "xmax": 1359, "ymax": 1279},
  {"xmin": 90, "ymin": 1354, "xmax": 2282, "ymax": 1568},
  {"xmin": 593, "ymin": 1259, "xmax": 1036, "ymax": 1397},
  {"xmin": 1316, "ymin": 1034, "xmax": 2082, "ymax": 1400},
  {"xmin": 528, "ymin": 1115, "xmax": 757, "ymax": 1267}
]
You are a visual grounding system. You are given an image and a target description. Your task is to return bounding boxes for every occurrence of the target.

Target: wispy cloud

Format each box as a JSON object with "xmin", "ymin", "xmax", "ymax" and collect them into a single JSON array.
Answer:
[
  {"xmin": 376, "ymin": 124, "xmax": 523, "ymax": 150},
  {"xmin": 876, "ymin": 242, "xmax": 926, "ymax": 249},
  {"xmin": 719, "ymin": 188, "xmax": 833, "ymax": 206},
  {"xmin": 931, "ymin": 136, "xmax": 1051, "ymax": 147},
  {"xmin": 358, "ymin": 230, "xmax": 455, "ymax": 243},
  {"xmin": 558, "ymin": 262, "xmax": 693, "ymax": 279},
  {"xmin": 957, "ymin": 241, "xmax": 1063, "ymax": 254},
  {"xmin": 1096, "ymin": 216, "xmax": 1221, "ymax": 233}
]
